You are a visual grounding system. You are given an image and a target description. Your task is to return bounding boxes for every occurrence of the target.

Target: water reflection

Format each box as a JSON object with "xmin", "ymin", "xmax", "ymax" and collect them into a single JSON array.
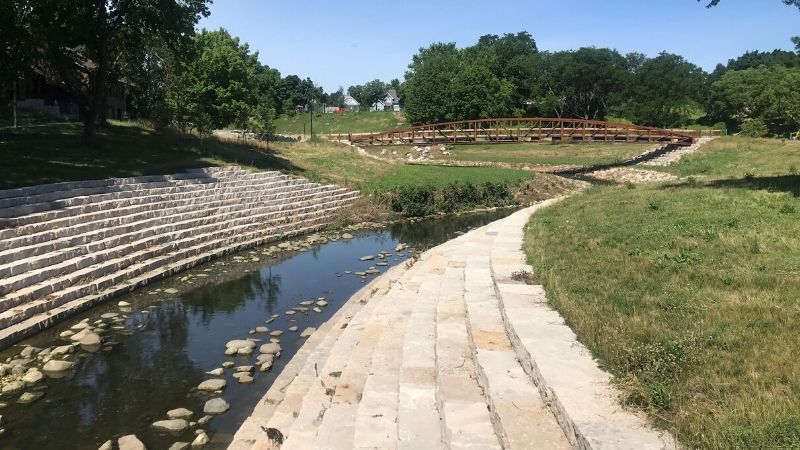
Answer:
[{"xmin": 0, "ymin": 208, "xmax": 516, "ymax": 450}]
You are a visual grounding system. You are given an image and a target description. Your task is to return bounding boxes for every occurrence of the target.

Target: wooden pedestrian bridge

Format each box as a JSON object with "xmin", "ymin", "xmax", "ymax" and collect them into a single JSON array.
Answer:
[{"xmin": 329, "ymin": 118, "xmax": 720, "ymax": 146}]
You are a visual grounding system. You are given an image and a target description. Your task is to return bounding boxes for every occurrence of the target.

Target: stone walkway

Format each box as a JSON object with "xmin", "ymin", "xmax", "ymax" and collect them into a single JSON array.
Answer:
[{"xmin": 230, "ymin": 202, "xmax": 675, "ymax": 450}]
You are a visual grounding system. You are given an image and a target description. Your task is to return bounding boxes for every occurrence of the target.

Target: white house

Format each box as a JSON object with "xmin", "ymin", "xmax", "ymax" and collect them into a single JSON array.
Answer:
[
  {"xmin": 371, "ymin": 89, "xmax": 401, "ymax": 112},
  {"xmin": 344, "ymin": 94, "xmax": 360, "ymax": 112}
]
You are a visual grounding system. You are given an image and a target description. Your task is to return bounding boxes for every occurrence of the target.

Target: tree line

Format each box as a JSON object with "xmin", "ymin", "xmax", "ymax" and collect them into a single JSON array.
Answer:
[{"xmin": 402, "ymin": 31, "xmax": 800, "ymax": 135}]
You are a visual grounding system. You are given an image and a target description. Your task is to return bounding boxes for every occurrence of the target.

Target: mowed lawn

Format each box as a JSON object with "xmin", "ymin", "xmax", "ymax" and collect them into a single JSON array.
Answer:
[
  {"xmin": 525, "ymin": 137, "xmax": 800, "ymax": 449},
  {"xmin": 273, "ymin": 111, "xmax": 405, "ymax": 135},
  {"xmin": 362, "ymin": 165, "xmax": 533, "ymax": 193},
  {"xmin": 375, "ymin": 142, "xmax": 649, "ymax": 166}
]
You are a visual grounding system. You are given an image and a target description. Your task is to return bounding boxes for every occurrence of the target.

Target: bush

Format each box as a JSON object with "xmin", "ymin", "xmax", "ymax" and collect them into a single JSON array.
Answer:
[
  {"xmin": 384, "ymin": 181, "xmax": 517, "ymax": 217},
  {"xmin": 739, "ymin": 119, "xmax": 769, "ymax": 138}
]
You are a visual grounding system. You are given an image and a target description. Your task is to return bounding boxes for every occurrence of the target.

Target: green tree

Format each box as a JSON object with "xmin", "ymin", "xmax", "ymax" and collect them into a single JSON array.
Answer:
[
  {"xmin": 534, "ymin": 48, "xmax": 630, "ymax": 120},
  {"xmin": 450, "ymin": 63, "xmax": 512, "ymax": 120},
  {"xmin": 627, "ymin": 53, "xmax": 707, "ymax": 128},
  {"xmin": 403, "ymin": 43, "xmax": 462, "ymax": 124},
  {"xmin": 707, "ymin": 65, "xmax": 800, "ymax": 134},
  {"xmin": 37, "ymin": 0, "xmax": 209, "ymax": 141},
  {"xmin": 466, "ymin": 32, "xmax": 538, "ymax": 114},
  {"xmin": 169, "ymin": 28, "xmax": 261, "ymax": 130},
  {"xmin": 324, "ymin": 88, "xmax": 345, "ymax": 108}
]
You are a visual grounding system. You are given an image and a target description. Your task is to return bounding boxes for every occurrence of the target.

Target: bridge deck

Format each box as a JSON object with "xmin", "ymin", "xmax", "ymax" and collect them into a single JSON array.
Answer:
[{"xmin": 330, "ymin": 118, "xmax": 719, "ymax": 146}]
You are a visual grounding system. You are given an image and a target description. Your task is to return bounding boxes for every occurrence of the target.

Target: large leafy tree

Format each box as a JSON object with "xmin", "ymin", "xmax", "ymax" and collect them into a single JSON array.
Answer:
[
  {"xmin": 403, "ymin": 43, "xmax": 462, "ymax": 124},
  {"xmin": 168, "ymin": 28, "xmax": 261, "ymax": 130},
  {"xmin": 466, "ymin": 32, "xmax": 538, "ymax": 114},
  {"xmin": 534, "ymin": 48, "xmax": 630, "ymax": 120},
  {"xmin": 450, "ymin": 63, "xmax": 512, "ymax": 120},
  {"xmin": 36, "ymin": 0, "xmax": 209, "ymax": 141},
  {"xmin": 627, "ymin": 53, "xmax": 707, "ymax": 128},
  {"xmin": 0, "ymin": 1, "xmax": 39, "ymax": 126},
  {"xmin": 707, "ymin": 65, "xmax": 800, "ymax": 134}
]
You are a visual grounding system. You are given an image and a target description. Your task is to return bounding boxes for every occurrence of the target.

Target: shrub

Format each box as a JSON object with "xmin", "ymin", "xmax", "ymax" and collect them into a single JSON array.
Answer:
[
  {"xmin": 739, "ymin": 119, "xmax": 769, "ymax": 138},
  {"xmin": 384, "ymin": 181, "xmax": 517, "ymax": 217}
]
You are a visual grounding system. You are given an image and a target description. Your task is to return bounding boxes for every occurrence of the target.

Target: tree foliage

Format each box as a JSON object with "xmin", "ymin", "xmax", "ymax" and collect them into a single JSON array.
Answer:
[
  {"xmin": 708, "ymin": 65, "xmax": 800, "ymax": 134},
  {"xmin": 626, "ymin": 53, "xmax": 706, "ymax": 128}
]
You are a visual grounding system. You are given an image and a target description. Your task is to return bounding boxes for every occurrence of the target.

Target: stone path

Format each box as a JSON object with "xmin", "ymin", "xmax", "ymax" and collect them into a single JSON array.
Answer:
[
  {"xmin": 230, "ymin": 202, "xmax": 676, "ymax": 450},
  {"xmin": 0, "ymin": 167, "xmax": 359, "ymax": 348}
]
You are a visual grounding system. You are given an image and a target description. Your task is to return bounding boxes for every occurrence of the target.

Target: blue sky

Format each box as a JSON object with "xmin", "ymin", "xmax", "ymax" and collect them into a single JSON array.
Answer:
[{"xmin": 200, "ymin": 0, "xmax": 799, "ymax": 92}]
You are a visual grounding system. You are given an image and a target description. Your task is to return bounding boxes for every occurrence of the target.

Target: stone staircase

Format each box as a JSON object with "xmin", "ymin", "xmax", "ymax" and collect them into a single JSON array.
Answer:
[
  {"xmin": 230, "ymin": 202, "xmax": 676, "ymax": 450},
  {"xmin": 0, "ymin": 167, "xmax": 360, "ymax": 347}
]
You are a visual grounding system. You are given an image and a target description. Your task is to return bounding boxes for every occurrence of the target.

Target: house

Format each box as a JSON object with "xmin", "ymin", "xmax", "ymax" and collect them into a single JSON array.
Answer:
[
  {"xmin": 371, "ymin": 89, "xmax": 401, "ymax": 112},
  {"xmin": 343, "ymin": 94, "xmax": 360, "ymax": 112},
  {"xmin": 14, "ymin": 62, "xmax": 128, "ymax": 121}
]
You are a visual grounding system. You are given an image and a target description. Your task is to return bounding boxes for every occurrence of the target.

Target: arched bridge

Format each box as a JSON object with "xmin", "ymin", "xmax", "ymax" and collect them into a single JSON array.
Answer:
[{"xmin": 331, "ymin": 118, "xmax": 710, "ymax": 146}]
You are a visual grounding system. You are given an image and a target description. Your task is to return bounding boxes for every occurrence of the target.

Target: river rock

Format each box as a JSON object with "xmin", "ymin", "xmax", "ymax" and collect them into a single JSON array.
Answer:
[
  {"xmin": 168, "ymin": 442, "xmax": 190, "ymax": 450},
  {"xmin": 288, "ymin": 326, "xmax": 298, "ymax": 332},
  {"xmin": 70, "ymin": 328, "xmax": 91, "ymax": 342},
  {"xmin": 235, "ymin": 365, "xmax": 254, "ymax": 373},
  {"xmin": 359, "ymin": 255, "xmax": 374, "ymax": 261},
  {"xmin": 341, "ymin": 233, "xmax": 353, "ymax": 239},
  {"xmin": 167, "ymin": 408, "xmax": 193, "ymax": 419},
  {"xmin": 1, "ymin": 381, "xmax": 24, "ymax": 394},
  {"xmin": 118, "ymin": 301, "xmax": 131, "ymax": 307},
  {"xmin": 197, "ymin": 379, "xmax": 226, "ymax": 391},
  {"xmin": 43, "ymin": 359, "xmax": 75, "ymax": 372},
  {"xmin": 232, "ymin": 372, "xmax": 253, "ymax": 383},
  {"xmin": 164, "ymin": 288, "xmax": 179, "ymax": 294},
  {"xmin": 316, "ymin": 300, "xmax": 328, "ymax": 307},
  {"xmin": 50, "ymin": 345, "xmax": 75, "ymax": 356},
  {"xmin": 152, "ymin": 418, "xmax": 189, "ymax": 432},
  {"xmin": 259, "ymin": 343, "xmax": 281, "ymax": 355},
  {"xmin": 225, "ymin": 340, "xmax": 255, "ymax": 352},
  {"xmin": 203, "ymin": 397, "xmax": 229, "ymax": 415},
  {"xmin": 98, "ymin": 440, "xmax": 113, "ymax": 450},
  {"xmin": 118, "ymin": 434, "xmax": 147, "ymax": 450},
  {"xmin": 197, "ymin": 415, "xmax": 212, "ymax": 425},
  {"xmin": 313, "ymin": 307, "xmax": 322, "ymax": 313},
  {"xmin": 100, "ymin": 313, "xmax": 119, "ymax": 320},
  {"xmin": 20, "ymin": 346, "xmax": 40, "ymax": 358},
  {"xmin": 256, "ymin": 354, "xmax": 274, "ymax": 365},
  {"xmin": 269, "ymin": 330, "xmax": 283, "ymax": 337},
  {"xmin": 205, "ymin": 368, "xmax": 223, "ymax": 377},
  {"xmin": 300, "ymin": 327, "xmax": 316, "ymax": 338},
  {"xmin": 70, "ymin": 322, "xmax": 90, "ymax": 331},
  {"xmin": 192, "ymin": 432, "xmax": 209, "ymax": 446},
  {"xmin": 22, "ymin": 369, "xmax": 43, "ymax": 385},
  {"xmin": 59, "ymin": 330, "xmax": 75, "ymax": 339},
  {"xmin": 17, "ymin": 391, "xmax": 44, "ymax": 404},
  {"xmin": 79, "ymin": 332, "xmax": 102, "ymax": 347},
  {"xmin": 254, "ymin": 326, "xmax": 268, "ymax": 333},
  {"xmin": 221, "ymin": 362, "xmax": 235, "ymax": 369}
]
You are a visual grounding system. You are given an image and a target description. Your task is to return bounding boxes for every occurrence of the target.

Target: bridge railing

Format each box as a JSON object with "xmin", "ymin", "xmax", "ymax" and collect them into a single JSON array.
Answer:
[{"xmin": 328, "ymin": 118, "xmax": 709, "ymax": 146}]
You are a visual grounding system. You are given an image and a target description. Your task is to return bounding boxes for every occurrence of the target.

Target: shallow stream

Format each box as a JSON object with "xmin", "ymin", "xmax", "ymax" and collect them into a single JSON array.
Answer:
[{"xmin": 0, "ymin": 209, "xmax": 515, "ymax": 450}]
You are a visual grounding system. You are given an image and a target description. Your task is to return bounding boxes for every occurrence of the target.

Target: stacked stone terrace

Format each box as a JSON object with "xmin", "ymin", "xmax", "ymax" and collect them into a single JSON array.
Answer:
[
  {"xmin": 0, "ymin": 167, "xmax": 359, "ymax": 347},
  {"xmin": 230, "ymin": 203, "xmax": 675, "ymax": 450}
]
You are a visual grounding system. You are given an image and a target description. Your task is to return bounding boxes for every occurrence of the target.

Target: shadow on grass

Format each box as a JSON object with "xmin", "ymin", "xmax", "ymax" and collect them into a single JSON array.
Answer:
[
  {"xmin": 0, "ymin": 123, "xmax": 302, "ymax": 189},
  {"xmin": 663, "ymin": 174, "xmax": 800, "ymax": 197}
]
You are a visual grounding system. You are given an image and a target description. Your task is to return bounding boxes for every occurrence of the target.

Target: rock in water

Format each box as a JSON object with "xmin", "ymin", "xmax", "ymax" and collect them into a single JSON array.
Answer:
[
  {"xmin": 118, "ymin": 434, "xmax": 147, "ymax": 450},
  {"xmin": 167, "ymin": 408, "xmax": 193, "ymax": 419},
  {"xmin": 152, "ymin": 419, "xmax": 189, "ymax": 432},
  {"xmin": 192, "ymin": 432, "xmax": 209, "ymax": 446},
  {"xmin": 22, "ymin": 369, "xmax": 43, "ymax": 385},
  {"xmin": 168, "ymin": 443, "xmax": 190, "ymax": 450},
  {"xmin": 17, "ymin": 391, "xmax": 44, "ymax": 404},
  {"xmin": 98, "ymin": 440, "xmax": 114, "ymax": 450},
  {"xmin": 42, "ymin": 360, "xmax": 75, "ymax": 372},
  {"xmin": 1, "ymin": 381, "xmax": 24, "ymax": 394},
  {"xmin": 359, "ymin": 255, "xmax": 374, "ymax": 261},
  {"xmin": 197, "ymin": 379, "xmax": 226, "ymax": 391},
  {"xmin": 205, "ymin": 368, "xmax": 224, "ymax": 377},
  {"xmin": 79, "ymin": 332, "xmax": 102, "ymax": 347},
  {"xmin": 259, "ymin": 343, "xmax": 281, "ymax": 355},
  {"xmin": 203, "ymin": 398, "xmax": 230, "ymax": 415},
  {"xmin": 341, "ymin": 233, "xmax": 353, "ymax": 239},
  {"xmin": 118, "ymin": 301, "xmax": 131, "ymax": 307}
]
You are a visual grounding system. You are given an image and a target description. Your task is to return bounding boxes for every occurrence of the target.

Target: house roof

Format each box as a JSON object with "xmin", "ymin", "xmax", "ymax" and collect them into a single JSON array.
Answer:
[
  {"xmin": 386, "ymin": 89, "xmax": 399, "ymax": 101},
  {"xmin": 344, "ymin": 94, "xmax": 359, "ymax": 106}
]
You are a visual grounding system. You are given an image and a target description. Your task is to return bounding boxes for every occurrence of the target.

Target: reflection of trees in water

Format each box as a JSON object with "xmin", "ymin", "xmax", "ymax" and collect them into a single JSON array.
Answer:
[
  {"xmin": 6, "ymin": 302, "xmax": 203, "ymax": 450},
  {"xmin": 390, "ymin": 210, "xmax": 516, "ymax": 249},
  {"xmin": 262, "ymin": 267, "xmax": 282, "ymax": 312}
]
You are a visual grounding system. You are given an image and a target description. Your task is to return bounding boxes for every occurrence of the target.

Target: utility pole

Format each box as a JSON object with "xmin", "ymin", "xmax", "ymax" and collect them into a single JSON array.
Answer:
[{"xmin": 309, "ymin": 101, "xmax": 314, "ymax": 137}]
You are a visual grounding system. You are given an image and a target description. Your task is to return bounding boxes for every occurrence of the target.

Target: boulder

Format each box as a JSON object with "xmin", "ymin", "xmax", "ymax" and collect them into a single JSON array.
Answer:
[
  {"xmin": 22, "ymin": 369, "xmax": 43, "ymax": 385},
  {"xmin": 197, "ymin": 379, "xmax": 226, "ymax": 391},
  {"xmin": 1, "ymin": 381, "xmax": 24, "ymax": 395},
  {"xmin": 259, "ymin": 343, "xmax": 281, "ymax": 355},
  {"xmin": 167, "ymin": 408, "xmax": 194, "ymax": 419},
  {"xmin": 203, "ymin": 397, "xmax": 230, "ymax": 415},
  {"xmin": 118, "ymin": 434, "xmax": 147, "ymax": 450},
  {"xmin": 152, "ymin": 419, "xmax": 189, "ymax": 432},
  {"xmin": 191, "ymin": 432, "xmax": 209, "ymax": 446},
  {"xmin": 42, "ymin": 359, "xmax": 75, "ymax": 372}
]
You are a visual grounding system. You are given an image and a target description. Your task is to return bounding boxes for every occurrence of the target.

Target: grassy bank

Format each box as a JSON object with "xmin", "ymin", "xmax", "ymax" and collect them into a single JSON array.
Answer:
[
  {"xmin": 525, "ymin": 137, "xmax": 800, "ymax": 449},
  {"xmin": 273, "ymin": 111, "xmax": 405, "ymax": 135}
]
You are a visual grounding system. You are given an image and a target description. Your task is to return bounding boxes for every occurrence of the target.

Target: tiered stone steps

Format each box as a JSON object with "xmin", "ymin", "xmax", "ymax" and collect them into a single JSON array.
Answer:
[
  {"xmin": 0, "ymin": 167, "xmax": 359, "ymax": 347},
  {"xmin": 231, "ymin": 203, "xmax": 676, "ymax": 450}
]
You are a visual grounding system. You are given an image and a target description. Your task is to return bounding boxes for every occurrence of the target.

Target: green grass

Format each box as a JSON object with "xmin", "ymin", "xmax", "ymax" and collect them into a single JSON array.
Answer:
[
  {"xmin": 0, "ymin": 121, "xmax": 296, "ymax": 189},
  {"xmin": 646, "ymin": 137, "xmax": 800, "ymax": 179},
  {"xmin": 436, "ymin": 142, "xmax": 648, "ymax": 166},
  {"xmin": 525, "ymin": 137, "xmax": 800, "ymax": 449},
  {"xmin": 362, "ymin": 165, "xmax": 532, "ymax": 193},
  {"xmin": 273, "ymin": 111, "xmax": 405, "ymax": 135}
]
